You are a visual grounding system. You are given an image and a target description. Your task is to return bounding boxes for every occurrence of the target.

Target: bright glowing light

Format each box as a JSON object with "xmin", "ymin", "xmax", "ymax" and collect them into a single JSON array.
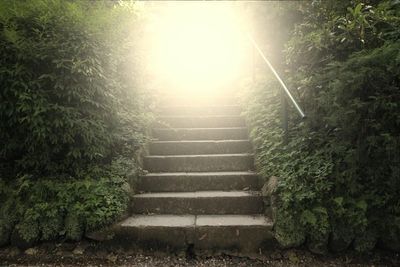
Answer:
[{"xmin": 146, "ymin": 2, "xmax": 247, "ymax": 94}]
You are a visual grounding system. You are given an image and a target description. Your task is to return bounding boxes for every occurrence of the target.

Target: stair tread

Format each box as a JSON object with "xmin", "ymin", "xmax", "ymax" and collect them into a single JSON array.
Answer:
[
  {"xmin": 149, "ymin": 139, "xmax": 252, "ymax": 155},
  {"xmin": 153, "ymin": 127, "xmax": 247, "ymax": 130},
  {"xmin": 121, "ymin": 215, "xmax": 195, "ymax": 227},
  {"xmin": 152, "ymin": 127, "xmax": 249, "ymax": 141},
  {"xmin": 138, "ymin": 171, "xmax": 260, "ymax": 192},
  {"xmin": 159, "ymin": 115, "xmax": 242, "ymax": 118},
  {"xmin": 145, "ymin": 153, "xmax": 253, "ymax": 158},
  {"xmin": 196, "ymin": 214, "xmax": 272, "ymax": 226},
  {"xmin": 150, "ymin": 140, "xmax": 250, "ymax": 144},
  {"xmin": 120, "ymin": 214, "xmax": 272, "ymax": 228},
  {"xmin": 158, "ymin": 105, "xmax": 241, "ymax": 111},
  {"xmin": 133, "ymin": 191, "xmax": 260, "ymax": 198},
  {"xmin": 156, "ymin": 115, "xmax": 245, "ymax": 128},
  {"xmin": 159, "ymin": 105, "xmax": 240, "ymax": 108},
  {"xmin": 144, "ymin": 171, "xmax": 257, "ymax": 177}
]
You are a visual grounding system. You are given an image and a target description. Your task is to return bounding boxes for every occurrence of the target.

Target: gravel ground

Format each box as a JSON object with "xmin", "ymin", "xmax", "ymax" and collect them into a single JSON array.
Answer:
[{"xmin": 0, "ymin": 241, "xmax": 399, "ymax": 267}]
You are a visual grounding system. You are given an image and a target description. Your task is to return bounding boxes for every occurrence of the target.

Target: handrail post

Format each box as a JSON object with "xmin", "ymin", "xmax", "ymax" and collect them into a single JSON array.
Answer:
[{"xmin": 281, "ymin": 90, "xmax": 289, "ymax": 143}]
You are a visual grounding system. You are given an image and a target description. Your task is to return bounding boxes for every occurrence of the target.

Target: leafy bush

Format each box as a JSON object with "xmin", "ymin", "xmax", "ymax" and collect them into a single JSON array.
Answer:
[
  {"xmin": 0, "ymin": 0, "xmax": 152, "ymax": 247},
  {"xmin": 242, "ymin": 0, "xmax": 400, "ymax": 253}
]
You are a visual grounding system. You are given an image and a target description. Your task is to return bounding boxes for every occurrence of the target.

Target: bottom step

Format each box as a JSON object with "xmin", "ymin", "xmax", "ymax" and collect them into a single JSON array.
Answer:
[{"xmin": 112, "ymin": 215, "xmax": 275, "ymax": 253}]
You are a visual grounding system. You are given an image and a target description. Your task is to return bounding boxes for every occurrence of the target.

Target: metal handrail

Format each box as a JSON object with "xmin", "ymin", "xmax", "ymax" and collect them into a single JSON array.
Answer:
[{"xmin": 247, "ymin": 33, "xmax": 306, "ymax": 119}]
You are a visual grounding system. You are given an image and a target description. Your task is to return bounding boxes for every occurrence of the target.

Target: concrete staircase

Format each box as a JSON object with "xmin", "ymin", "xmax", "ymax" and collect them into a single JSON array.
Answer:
[{"xmin": 114, "ymin": 95, "xmax": 274, "ymax": 254}]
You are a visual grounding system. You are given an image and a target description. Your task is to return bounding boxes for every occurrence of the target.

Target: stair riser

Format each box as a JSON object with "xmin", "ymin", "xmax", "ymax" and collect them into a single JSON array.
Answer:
[
  {"xmin": 159, "ymin": 97, "xmax": 237, "ymax": 107},
  {"xmin": 144, "ymin": 155, "xmax": 254, "ymax": 172},
  {"xmin": 149, "ymin": 141, "xmax": 252, "ymax": 155},
  {"xmin": 152, "ymin": 128, "xmax": 248, "ymax": 141},
  {"xmin": 112, "ymin": 226, "xmax": 193, "ymax": 250},
  {"xmin": 138, "ymin": 174, "xmax": 260, "ymax": 192},
  {"xmin": 194, "ymin": 226, "xmax": 276, "ymax": 252},
  {"xmin": 158, "ymin": 106, "xmax": 241, "ymax": 116},
  {"xmin": 131, "ymin": 196, "xmax": 264, "ymax": 215},
  {"xmin": 112, "ymin": 225, "xmax": 275, "ymax": 252},
  {"xmin": 155, "ymin": 116, "xmax": 245, "ymax": 128}
]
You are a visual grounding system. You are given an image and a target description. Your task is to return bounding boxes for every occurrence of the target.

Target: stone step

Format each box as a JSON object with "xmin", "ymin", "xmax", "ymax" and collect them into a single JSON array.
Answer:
[
  {"xmin": 155, "ymin": 115, "xmax": 245, "ymax": 128},
  {"xmin": 149, "ymin": 140, "xmax": 252, "ymax": 155},
  {"xmin": 113, "ymin": 214, "xmax": 274, "ymax": 252},
  {"xmin": 152, "ymin": 127, "xmax": 248, "ymax": 141},
  {"xmin": 143, "ymin": 154, "xmax": 254, "ymax": 172},
  {"xmin": 138, "ymin": 171, "xmax": 260, "ymax": 192},
  {"xmin": 158, "ymin": 105, "xmax": 241, "ymax": 116},
  {"xmin": 131, "ymin": 191, "xmax": 263, "ymax": 215},
  {"xmin": 159, "ymin": 96, "xmax": 237, "ymax": 107}
]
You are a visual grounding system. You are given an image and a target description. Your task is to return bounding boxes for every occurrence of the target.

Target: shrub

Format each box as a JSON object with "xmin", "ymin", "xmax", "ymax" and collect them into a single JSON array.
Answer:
[
  {"xmin": 241, "ymin": 0, "xmax": 400, "ymax": 253},
  {"xmin": 0, "ymin": 0, "xmax": 152, "ymax": 247}
]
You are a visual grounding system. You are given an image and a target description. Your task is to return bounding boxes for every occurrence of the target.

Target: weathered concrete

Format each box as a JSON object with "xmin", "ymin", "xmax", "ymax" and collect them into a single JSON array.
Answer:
[
  {"xmin": 152, "ymin": 127, "xmax": 249, "ymax": 141},
  {"xmin": 114, "ymin": 215, "xmax": 195, "ymax": 250},
  {"xmin": 144, "ymin": 154, "xmax": 255, "ymax": 172},
  {"xmin": 159, "ymin": 96, "xmax": 237, "ymax": 107},
  {"xmin": 194, "ymin": 215, "xmax": 274, "ymax": 253},
  {"xmin": 196, "ymin": 215, "xmax": 270, "ymax": 226},
  {"xmin": 121, "ymin": 215, "xmax": 195, "ymax": 227},
  {"xmin": 123, "ymin": 93, "xmax": 275, "ymax": 253},
  {"xmin": 138, "ymin": 171, "xmax": 260, "ymax": 192},
  {"xmin": 158, "ymin": 105, "xmax": 241, "ymax": 116},
  {"xmin": 112, "ymin": 214, "xmax": 274, "ymax": 253},
  {"xmin": 155, "ymin": 115, "xmax": 245, "ymax": 128},
  {"xmin": 131, "ymin": 191, "xmax": 263, "ymax": 215},
  {"xmin": 149, "ymin": 140, "xmax": 252, "ymax": 155}
]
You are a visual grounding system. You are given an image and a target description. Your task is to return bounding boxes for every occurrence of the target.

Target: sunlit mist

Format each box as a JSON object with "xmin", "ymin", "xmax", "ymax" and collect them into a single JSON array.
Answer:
[{"xmin": 145, "ymin": 2, "xmax": 249, "ymax": 94}]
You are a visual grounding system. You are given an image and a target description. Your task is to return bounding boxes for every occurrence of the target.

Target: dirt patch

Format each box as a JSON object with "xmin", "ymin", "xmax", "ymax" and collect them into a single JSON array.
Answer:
[{"xmin": 0, "ymin": 241, "xmax": 399, "ymax": 267}]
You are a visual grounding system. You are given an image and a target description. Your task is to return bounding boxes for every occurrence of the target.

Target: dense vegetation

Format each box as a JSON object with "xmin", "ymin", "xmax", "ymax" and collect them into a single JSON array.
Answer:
[
  {"xmin": 242, "ymin": 0, "xmax": 400, "ymax": 253},
  {"xmin": 0, "ymin": 1, "xmax": 152, "ymax": 248},
  {"xmin": 1, "ymin": 0, "xmax": 399, "ymax": 255}
]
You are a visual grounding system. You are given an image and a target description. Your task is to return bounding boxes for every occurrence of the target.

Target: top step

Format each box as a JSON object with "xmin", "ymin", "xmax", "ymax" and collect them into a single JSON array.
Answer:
[
  {"xmin": 152, "ymin": 127, "xmax": 249, "ymax": 141},
  {"xmin": 157, "ymin": 105, "xmax": 241, "ymax": 116},
  {"xmin": 155, "ymin": 115, "xmax": 245, "ymax": 128},
  {"xmin": 159, "ymin": 96, "xmax": 238, "ymax": 107}
]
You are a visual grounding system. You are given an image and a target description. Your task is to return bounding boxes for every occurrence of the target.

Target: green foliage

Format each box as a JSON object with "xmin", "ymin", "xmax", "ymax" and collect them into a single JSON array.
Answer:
[
  {"xmin": 1, "ymin": 163, "xmax": 132, "ymax": 245},
  {"xmin": 0, "ymin": 219, "xmax": 12, "ymax": 246},
  {"xmin": 0, "ymin": 0, "xmax": 152, "ymax": 247},
  {"xmin": 242, "ymin": 0, "xmax": 400, "ymax": 253},
  {"xmin": 0, "ymin": 0, "xmax": 151, "ymax": 177},
  {"xmin": 274, "ymin": 210, "xmax": 306, "ymax": 248},
  {"xmin": 64, "ymin": 211, "xmax": 84, "ymax": 241},
  {"xmin": 17, "ymin": 210, "xmax": 41, "ymax": 245},
  {"xmin": 353, "ymin": 228, "xmax": 377, "ymax": 252}
]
